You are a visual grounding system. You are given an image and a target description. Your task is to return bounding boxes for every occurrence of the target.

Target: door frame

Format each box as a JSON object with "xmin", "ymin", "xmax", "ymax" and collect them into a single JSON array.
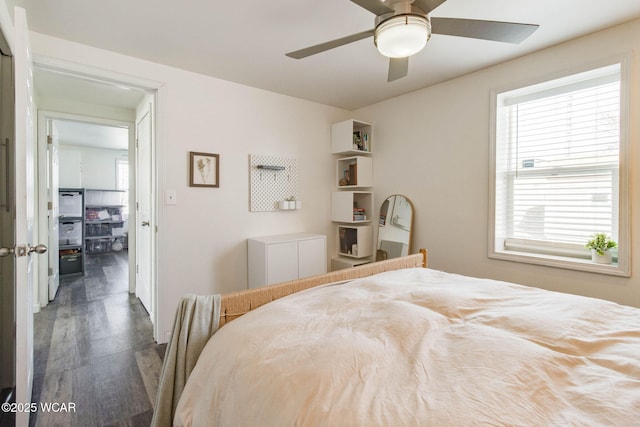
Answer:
[
  {"xmin": 32, "ymin": 57, "xmax": 163, "ymax": 341},
  {"xmin": 36, "ymin": 111, "xmax": 135, "ymax": 304}
]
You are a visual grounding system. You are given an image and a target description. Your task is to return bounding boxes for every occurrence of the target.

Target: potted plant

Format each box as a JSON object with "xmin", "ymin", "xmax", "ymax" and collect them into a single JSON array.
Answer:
[{"xmin": 585, "ymin": 233, "xmax": 617, "ymax": 264}]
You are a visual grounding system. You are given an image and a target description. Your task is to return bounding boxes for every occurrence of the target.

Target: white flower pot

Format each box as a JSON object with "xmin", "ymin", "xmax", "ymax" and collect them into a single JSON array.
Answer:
[{"xmin": 591, "ymin": 249, "xmax": 612, "ymax": 264}]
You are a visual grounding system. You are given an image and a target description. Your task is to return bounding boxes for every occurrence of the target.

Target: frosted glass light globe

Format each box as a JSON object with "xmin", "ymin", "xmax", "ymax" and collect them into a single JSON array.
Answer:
[{"xmin": 375, "ymin": 15, "xmax": 430, "ymax": 58}]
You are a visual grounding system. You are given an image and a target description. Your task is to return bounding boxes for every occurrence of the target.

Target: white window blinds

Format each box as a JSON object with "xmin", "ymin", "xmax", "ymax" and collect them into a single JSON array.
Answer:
[{"xmin": 494, "ymin": 64, "xmax": 621, "ymax": 258}]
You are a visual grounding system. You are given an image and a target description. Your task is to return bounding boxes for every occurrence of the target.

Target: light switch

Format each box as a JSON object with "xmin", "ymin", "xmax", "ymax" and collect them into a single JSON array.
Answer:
[{"xmin": 165, "ymin": 190, "xmax": 177, "ymax": 205}]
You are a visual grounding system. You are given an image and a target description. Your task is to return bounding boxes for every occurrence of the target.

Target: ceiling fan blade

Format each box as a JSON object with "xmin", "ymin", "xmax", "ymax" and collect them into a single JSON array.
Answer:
[
  {"xmin": 388, "ymin": 57, "xmax": 409, "ymax": 82},
  {"xmin": 350, "ymin": 0, "xmax": 394, "ymax": 16},
  {"xmin": 413, "ymin": 0, "xmax": 448, "ymax": 14},
  {"xmin": 286, "ymin": 29, "xmax": 375, "ymax": 59},
  {"xmin": 431, "ymin": 18, "xmax": 539, "ymax": 44}
]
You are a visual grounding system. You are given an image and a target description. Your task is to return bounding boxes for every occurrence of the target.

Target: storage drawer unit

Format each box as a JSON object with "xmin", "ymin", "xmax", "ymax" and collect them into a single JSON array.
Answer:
[
  {"xmin": 59, "ymin": 253, "xmax": 84, "ymax": 275},
  {"xmin": 58, "ymin": 188, "xmax": 85, "ymax": 276},
  {"xmin": 59, "ymin": 220, "xmax": 83, "ymax": 246},
  {"xmin": 59, "ymin": 190, "xmax": 84, "ymax": 218}
]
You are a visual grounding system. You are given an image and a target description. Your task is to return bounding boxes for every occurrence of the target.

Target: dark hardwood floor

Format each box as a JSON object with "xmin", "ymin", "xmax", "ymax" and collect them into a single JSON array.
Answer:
[{"xmin": 31, "ymin": 251, "xmax": 165, "ymax": 427}]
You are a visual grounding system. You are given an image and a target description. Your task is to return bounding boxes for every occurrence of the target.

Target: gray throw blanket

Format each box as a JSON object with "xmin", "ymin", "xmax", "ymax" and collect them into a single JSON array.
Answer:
[{"xmin": 151, "ymin": 293, "xmax": 221, "ymax": 427}]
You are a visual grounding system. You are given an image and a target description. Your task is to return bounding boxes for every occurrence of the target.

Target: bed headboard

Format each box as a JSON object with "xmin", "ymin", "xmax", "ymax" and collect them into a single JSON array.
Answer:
[{"xmin": 219, "ymin": 249, "xmax": 427, "ymax": 327}]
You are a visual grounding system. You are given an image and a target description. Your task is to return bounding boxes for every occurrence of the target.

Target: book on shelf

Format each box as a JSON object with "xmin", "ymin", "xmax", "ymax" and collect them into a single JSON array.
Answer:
[
  {"xmin": 352, "ymin": 130, "xmax": 369, "ymax": 152},
  {"xmin": 348, "ymin": 163, "xmax": 357, "ymax": 185},
  {"xmin": 353, "ymin": 207, "xmax": 366, "ymax": 221},
  {"xmin": 353, "ymin": 131, "xmax": 362, "ymax": 150}
]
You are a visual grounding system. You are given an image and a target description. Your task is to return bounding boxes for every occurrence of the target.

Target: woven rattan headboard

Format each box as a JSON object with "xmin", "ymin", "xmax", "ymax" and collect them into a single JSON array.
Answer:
[{"xmin": 219, "ymin": 249, "xmax": 427, "ymax": 327}]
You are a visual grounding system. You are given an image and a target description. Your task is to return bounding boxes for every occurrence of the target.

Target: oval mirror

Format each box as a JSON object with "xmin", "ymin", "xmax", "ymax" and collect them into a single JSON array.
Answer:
[{"xmin": 376, "ymin": 194, "xmax": 413, "ymax": 261}]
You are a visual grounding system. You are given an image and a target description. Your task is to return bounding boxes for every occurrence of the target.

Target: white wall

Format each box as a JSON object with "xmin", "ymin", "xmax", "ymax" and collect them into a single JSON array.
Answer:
[
  {"xmin": 29, "ymin": 14, "xmax": 640, "ymax": 344},
  {"xmin": 29, "ymin": 32, "xmax": 348, "ymax": 341},
  {"xmin": 355, "ymin": 19, "xmax": 640, "ymax": 308}
]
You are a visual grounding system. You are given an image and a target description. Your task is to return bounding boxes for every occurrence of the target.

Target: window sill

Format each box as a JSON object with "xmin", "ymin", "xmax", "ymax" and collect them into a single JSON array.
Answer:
[{"xmin": 489, "ymin": 249, "xmax": 630, "ymax": 277}]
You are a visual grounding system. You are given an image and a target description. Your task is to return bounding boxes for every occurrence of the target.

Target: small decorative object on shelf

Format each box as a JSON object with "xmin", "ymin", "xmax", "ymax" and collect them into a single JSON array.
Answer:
[
  {"xmin": 278, "ymin": 196, "xmax": 302, "ymax": 210},
  {"xmin": 352, "ymin": 130, "xmax": 370, "ymax": 152},
  {"xmin": 585, "ymin": 233, "xmax": 617, "ymax": 264}
]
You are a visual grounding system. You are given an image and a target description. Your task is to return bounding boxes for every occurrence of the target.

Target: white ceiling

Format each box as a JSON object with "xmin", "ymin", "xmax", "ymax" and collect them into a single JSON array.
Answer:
[
  {"xmin": 53, "ymin": 119, "xmax": 129, "ymax": 151},
  {"xmin": 21, "ymin": 0, "xmax": 640, "ymax": 110},
  {"xmin": 33, "ymin": 68, "xmax": 142, "ymax": 150},
  {"xmin": 33, "ymin": 67, "xmax": 148, "ymax": 111}
]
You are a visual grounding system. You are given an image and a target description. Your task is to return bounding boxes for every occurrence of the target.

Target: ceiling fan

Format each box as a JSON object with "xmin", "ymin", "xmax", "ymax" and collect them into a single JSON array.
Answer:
[{"xmin": 286, "ymin": 0, "xmax": 539, "ymax": 82}]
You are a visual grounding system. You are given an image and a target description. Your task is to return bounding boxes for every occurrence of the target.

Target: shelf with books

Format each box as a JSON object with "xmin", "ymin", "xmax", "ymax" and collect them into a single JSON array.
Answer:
[
  {"xmin": 330, "ymin": 119, "xmax": 375, "ymax": 270},
  {"xmin": 331, "ymin": 191, "xmax": 373, "ymax": 223},
  {"xmin": 331, "ymin": 119, "xmax": 372, "ymax": 155}
]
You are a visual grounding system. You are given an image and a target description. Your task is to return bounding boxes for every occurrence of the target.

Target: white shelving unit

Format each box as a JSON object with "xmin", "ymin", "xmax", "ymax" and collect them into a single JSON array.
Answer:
[
  {"xmin": 331, "ymin": 191, "xmax": 373, "ymax": 223},
  {"xmin": 337, "ymin": 225, "xmax": 373, "ymax": 258},
  {"xmin": 330, "ymin": 119, "xmax": 375, "ymax": 270},
  {"xmin": 85, "ymin": 189, "xmax": 128, "ymax": 254},
  {"xmin": 336, "ymin": 156, "xmax": 373, "ymax": 188},
  {"xmin": 331, "ymin": 119, "xmax": 372, "ymax": 154}
]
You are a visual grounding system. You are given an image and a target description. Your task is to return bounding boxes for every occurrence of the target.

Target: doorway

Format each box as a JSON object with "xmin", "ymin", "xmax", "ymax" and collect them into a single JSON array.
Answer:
[
  {"xmin": 33, "ymin": 65, "xmax": 158, "ymax": 332},
  {"xmin": 47, "ymin": 117, "xmax": 132, "ymax": 300}
]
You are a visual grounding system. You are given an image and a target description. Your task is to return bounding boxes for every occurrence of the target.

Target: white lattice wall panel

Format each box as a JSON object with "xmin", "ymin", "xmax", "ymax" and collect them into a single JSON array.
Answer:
[{"xmin": 249, "ymin": 154, "xmax": 298, "ymax": 212}]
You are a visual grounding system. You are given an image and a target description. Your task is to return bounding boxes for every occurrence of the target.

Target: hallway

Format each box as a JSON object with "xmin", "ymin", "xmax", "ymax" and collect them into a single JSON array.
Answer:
[{"xmin": 31, "ymin": 252, "xmax": 164, "ymax": 426}]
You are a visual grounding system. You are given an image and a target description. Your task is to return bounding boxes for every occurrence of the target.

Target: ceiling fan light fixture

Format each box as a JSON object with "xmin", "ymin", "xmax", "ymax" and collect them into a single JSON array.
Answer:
[{"xmin": 375, "ymin": 14, "xmax": 430, "ymax": 58}]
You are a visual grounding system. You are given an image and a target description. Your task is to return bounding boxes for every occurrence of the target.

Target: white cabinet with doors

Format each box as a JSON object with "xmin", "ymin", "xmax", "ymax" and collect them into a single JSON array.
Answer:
[{"xmin": 248, "ymin": 232, "xmax": 327, "ymax": 288}]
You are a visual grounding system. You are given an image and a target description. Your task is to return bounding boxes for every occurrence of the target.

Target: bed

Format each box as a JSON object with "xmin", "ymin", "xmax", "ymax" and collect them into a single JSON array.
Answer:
[{"xmin": 161, "ymin": 251, "xmax": 640, "ymax": 426}]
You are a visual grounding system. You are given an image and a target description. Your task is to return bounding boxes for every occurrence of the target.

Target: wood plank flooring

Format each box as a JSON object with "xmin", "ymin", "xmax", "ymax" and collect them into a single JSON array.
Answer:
[{"xmin": 31, "ymin": 251, "xmax": 165, "ymax": 427}]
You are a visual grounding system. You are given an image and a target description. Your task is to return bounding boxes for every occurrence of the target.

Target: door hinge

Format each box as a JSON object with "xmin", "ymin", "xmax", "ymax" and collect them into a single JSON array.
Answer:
[
  {"xmin": 136, "ymin": 264, "xmax": 139, "ymax": 274},
  {"xmin": 47, "ymin": 135, "xmax": 52, "ymax": 145},
  {"xmin": 136, "ymin": 138, "xmax": 139, "ymax": 148},
  {"xmin": 136, "ymin": 202, "xmax": 139, "ymax": 210},
  {"xmin": 48, "ymin": 267, "xmax": 53, "ymax": 276},
  {"xmin": 47, "ymin": 201, "xmax": 53, "ymax": 210}
]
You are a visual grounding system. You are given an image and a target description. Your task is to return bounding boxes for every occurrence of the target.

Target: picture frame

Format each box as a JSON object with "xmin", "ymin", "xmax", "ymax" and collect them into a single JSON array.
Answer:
[{"xmin": 189, "ymin": 151, "xmax": 219, "ymax": 187}]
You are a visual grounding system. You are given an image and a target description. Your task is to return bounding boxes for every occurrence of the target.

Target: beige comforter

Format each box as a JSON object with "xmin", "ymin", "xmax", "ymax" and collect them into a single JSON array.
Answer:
[{"xmin": 175, "ymin": 268, "xmax": 640, "ymax": 426}]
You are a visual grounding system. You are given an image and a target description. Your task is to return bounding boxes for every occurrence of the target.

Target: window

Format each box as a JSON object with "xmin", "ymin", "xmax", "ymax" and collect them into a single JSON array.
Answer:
[
  {"xmin": 116, "ymin": 158, "xmax": 129, "ymax": 191},
  {"xmin": 116, "ymin": 158, "xmax": 129, "ymax": 216},
  {"xmin": 490, "ymin": 59, "xmax": 630, "ymax": 276}
]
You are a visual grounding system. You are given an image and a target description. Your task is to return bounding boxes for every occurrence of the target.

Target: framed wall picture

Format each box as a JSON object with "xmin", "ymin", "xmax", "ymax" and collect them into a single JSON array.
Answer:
[{"xmin": 189, "ymin": 151, "xmax": 219, "ymax": 187}]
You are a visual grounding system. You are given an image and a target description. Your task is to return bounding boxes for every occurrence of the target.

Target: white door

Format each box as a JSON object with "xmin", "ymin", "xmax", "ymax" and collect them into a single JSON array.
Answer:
[
  {"xmin": 136, "ymin": 109, "xmax": 152, "ymax": 313},
  {"xmin": 47, "ymin": 120, "xmax": 60, "ymax": 300},
  {"xmin": 14, "ymin": 8, "xmax": 44, "ymax": 425},
  {"xmin": 0, "ymin": 32, "xmax": 16, "ymax": 416}
]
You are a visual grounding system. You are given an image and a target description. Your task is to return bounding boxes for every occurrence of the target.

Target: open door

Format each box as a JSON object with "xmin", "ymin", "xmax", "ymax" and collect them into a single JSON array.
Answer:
[
  {"xmin": 12, "ymin": 8, "xmax": 48, "ymax": 425},
  {"xmin": 135, "ymin": 106, "xmax": 152, "ymax": 315},
  {"xmin": 0, "ymin": 24, "xmax": 16, "ymax": 426},
  {"xmin": 47, "ymin": 120, "xmax": 60, "ymax": 300}
]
